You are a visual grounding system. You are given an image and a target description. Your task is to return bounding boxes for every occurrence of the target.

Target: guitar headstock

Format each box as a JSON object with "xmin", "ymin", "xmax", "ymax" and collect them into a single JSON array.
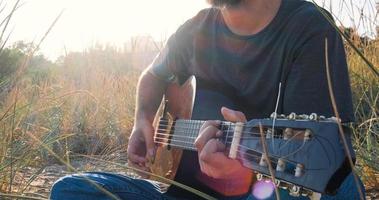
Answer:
[{"xmin": 231, "ymin": 112, "xmax": 353, "ymax": 196}]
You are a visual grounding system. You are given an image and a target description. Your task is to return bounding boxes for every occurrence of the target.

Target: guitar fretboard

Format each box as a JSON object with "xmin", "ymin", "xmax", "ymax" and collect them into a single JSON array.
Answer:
[
  {"xmin": 170, "ymin": 119, "xmax": 205, "ymax": 150},
  {"xmin": 155, "ymin": 119, "xmax": 235, "ymax": 151}
]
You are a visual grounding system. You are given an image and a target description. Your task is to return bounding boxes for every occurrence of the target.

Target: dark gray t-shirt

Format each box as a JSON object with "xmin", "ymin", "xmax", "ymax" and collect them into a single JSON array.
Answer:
[{"xmin": 151, "ymin": 0, "xmax": 354, "ymax": 122}]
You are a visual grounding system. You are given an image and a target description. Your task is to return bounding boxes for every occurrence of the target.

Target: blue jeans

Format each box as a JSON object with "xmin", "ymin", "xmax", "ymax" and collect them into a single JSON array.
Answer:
[{"xmin": 50, "ymin": 172, "xmax": 365, "ymax": 200}]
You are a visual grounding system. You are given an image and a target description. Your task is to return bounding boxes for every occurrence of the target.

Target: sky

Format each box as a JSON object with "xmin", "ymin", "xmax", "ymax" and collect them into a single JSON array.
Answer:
[{"xmin": 3, "ymin": 0, "xmax": 379, "ymax": 60}]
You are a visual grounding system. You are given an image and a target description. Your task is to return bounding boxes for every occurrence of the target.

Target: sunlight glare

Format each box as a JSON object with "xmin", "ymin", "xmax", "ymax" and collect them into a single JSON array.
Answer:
[
  {"xmin": 252, "ymin": 180, "xmax": 275, "ymax": 200},
  {"xmin": 9, "ymin": 0, "xmax": 209, "ymax": 59}
]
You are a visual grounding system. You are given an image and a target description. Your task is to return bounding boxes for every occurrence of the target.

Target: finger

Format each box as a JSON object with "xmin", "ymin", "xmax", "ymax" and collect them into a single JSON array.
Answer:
[
  {"xmin": 195, "ymin": 127, "xmax": 221, "ymax": 151},
  {"xmin": 199, "ymin": 139, "xmax": 226, "ymax": 163},
  {"xmin": 127, "ymin": 152, "xmax": 146, "ymax": 164},
  {"xmin": 142, "ymin": 127, "xmax": 156, "ymax": 158},
  {"xmin": 221, "ymin": 107, "xmax": 247, "ymax": 123},
  {"xmin": 195, "ymin": 121, "xmax": 221, "ymax": 151},
  {"xmin": 127, "ymin": 161, "xmax": 150, "ymax": 178},
  {"xmin": 198, "ymin": 120, "xmax": 220, "ymax": 134}
]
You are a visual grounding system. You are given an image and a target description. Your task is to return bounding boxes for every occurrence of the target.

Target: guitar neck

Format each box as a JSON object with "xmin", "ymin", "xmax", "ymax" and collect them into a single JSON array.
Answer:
[
  {"xmin": 171, "ymin": 119, "xmax": 204, "ymax": 151},
  {"xmin": 155, "ymin": 119, "xmax": 235, "ymax": 151}
]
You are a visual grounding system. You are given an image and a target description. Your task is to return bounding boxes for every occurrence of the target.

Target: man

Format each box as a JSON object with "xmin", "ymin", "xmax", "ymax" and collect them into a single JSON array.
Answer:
[{"xmin": 50, "ymin": 0, "xmax": 366, "ymax": 199}]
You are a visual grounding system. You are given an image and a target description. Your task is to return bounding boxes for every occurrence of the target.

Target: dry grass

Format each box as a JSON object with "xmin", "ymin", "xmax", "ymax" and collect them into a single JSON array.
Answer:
[
  {"xmin": 0, "ymin": 0, "xmax": 377, "ymax": 199},
  {"xmin": 0, "ymin": 44, "xmax": 150, "ymax": 194},
  {"xmin": 348, "ymin": 39, "xmax": 379, "ymax": 191}
]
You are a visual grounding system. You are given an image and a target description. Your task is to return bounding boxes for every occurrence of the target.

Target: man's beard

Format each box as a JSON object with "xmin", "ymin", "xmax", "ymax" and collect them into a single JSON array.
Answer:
[{"xmin": 207, "ymin": 0, "xmax": 244, "ymax": 7}]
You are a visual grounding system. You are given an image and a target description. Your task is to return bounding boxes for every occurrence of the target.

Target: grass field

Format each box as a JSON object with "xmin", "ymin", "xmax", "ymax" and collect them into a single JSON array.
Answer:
[{"xmin": 0, "ymin": 0, "xmax": 378, "ymax": 199}]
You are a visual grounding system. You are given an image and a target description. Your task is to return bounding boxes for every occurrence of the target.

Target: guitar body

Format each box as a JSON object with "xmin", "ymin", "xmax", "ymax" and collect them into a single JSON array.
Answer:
[{"xmin": 150, "ymin": 76, "xmax": 196, "ymax": 181}]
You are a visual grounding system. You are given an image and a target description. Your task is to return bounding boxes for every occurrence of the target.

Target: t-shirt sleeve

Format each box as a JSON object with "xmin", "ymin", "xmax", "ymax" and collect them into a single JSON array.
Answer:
[
  {"xmin": 282, "ymin": 12, "xmax": 355, "ymax": 123},
  {"xmin": 148, "ymin": 20, "xmax": 193, "ymax": 85}
]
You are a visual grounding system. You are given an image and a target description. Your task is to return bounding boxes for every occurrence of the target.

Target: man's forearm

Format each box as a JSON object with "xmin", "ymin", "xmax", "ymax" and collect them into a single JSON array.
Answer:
[{"xmin": 134, "ymin": 70, "xmax": 168, "ymax": 125}]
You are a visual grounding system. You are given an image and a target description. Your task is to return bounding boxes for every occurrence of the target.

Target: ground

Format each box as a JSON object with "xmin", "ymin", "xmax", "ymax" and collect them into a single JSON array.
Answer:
[{"xmin": 8, "ymin": 158, "xmax": 379, "ymax": 200}]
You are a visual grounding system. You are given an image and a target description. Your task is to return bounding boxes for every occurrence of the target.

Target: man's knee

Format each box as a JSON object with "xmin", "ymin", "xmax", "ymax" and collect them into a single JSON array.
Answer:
[
  {"xmin": 50, "ymin": 173, "xmax": 162, "ymax": 200},
  {"xmin": 50, "ymin": 173, "xmax": 108, "ymax": 200},
  {"xmin": 50, "ymin": 174, "xmax": 77, "ymax": 199}
]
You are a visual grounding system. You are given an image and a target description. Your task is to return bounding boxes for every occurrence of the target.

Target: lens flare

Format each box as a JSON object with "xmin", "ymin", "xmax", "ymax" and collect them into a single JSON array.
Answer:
[{"xmin": 252, "ymin": 180, "xmax": 275, "ymax": 199}]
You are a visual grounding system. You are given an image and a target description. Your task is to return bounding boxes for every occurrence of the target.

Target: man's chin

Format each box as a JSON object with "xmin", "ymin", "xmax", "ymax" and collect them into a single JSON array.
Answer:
[{"xmin": 206, "ymin": 0, "xmax": 244, "ymax": 7}]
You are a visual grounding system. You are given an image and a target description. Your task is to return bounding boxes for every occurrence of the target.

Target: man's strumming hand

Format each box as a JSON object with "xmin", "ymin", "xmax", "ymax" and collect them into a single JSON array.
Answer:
[{"xmin": 127, "ymin": 119, "xmax": 155, "ymax": 178}]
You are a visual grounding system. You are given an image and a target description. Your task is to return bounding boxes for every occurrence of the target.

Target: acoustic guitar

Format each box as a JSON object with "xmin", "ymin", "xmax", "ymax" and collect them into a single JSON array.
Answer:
[{"xmin": 149, "ymin": 76, "xmax": 354, "ymax": 199}]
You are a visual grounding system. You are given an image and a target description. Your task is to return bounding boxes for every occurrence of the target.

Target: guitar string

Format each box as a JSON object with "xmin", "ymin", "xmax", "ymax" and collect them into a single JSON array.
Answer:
[
  {"xmin": 271, "ymin": 82, "xmax": 282, "ymax": 155},
  {"xmin": 157, "ymin": 118, "xmax": 320, "ymax": 128},
  {"xmin": 279, "ymin": 141, "xmax": 306, "ymax": 159},
  {"xmin": 154, "ymin": 139, "xmax": 327, "ymax": 171},
  {"xmin": 155, "ymin": 132, "xmax": 263, "ymax": 140},
  {"xmin": 237, "ymin": 142, "xmax": 330, "ymax": 170},
  {"xmin": 156, "ymin": 120, "xmax": 308, "ymax": 146},
  {"xmin": 158, "ymin": 119, "xmax": 296, "ymax": 130},
  {"xmin": 276, "ymin": 131, "xmax": 305, "ymax": 151},
  {"xmin": 155, "ymin": 124, "xmax": 288, "ymax": 138},
  {"xmin": 155, "ymin": 129, "xmax": 310, "ymax": 158},
  {"xmin": 155, "ymin": 132, "xmax": 306, "ymax": 157},
  {"xmin": 155, "ymin": 130, "xmax": 306, "ymax": 154},
  {"xmin": 157, "ymin": 119, "xmax": 312, "ymax": 130},
  {"xmin": 155, "ymin": 119, "xmax": 326, "ymax": 168},
  {"xmin": 155, "ymin": 131, "xmax": 284, "ymax": 140},
  {"xmin": 155, "ymin": 134, "xmax": 308, "ymax": 162},
  {"xmin": 154, "ymin": 135, "xmax": 308, "ymax": 164},
  {"xmin": 155, "ymin": 131, "xmax": 286, "ymax": 142},
  {"xmin": 153, "ymin": 139, "xmax": 304, "ymax": 168},
  {"xmin": 155, "ymin": 130, "xmax": 282, "ymax": 138},
  {"xmin": 154, "ymin": 140, "xmax": 270, "ymax": 162},
  {"xmin": 156, "ymin": 126, "xmax": 292, "ymax": 138}
]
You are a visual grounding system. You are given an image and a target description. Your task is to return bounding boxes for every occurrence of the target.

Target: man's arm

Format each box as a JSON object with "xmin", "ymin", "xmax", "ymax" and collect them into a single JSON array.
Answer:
[
  {"xmin": 127, "ymin": 69, "xmax": 167, "ymax": 174},
  {"xmin": 134, "ymin": 69, "xmax": 167, "ymax": 126}
]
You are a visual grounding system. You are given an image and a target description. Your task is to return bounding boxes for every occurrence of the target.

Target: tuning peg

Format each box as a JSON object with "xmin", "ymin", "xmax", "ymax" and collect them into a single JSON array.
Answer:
[
  {"xmin": 304, "ymin": 129, "xmax": 312, "ymax": 141},
  {"xmin": 295, "ymin": 164, "xmax": 304, "ymax": 177},
  {"xmin": 288, "ymin": 112, "xmax": 296, "ymax": 120},
  {"xmin": 259, "ymin": 155, "xmax": 268, "ymax": 167},
  {"xmin": 289, "ymin": 185, "xmax": 301, "ymax": 197},
  {"xmin": 274, "ymin": 179, "xmax": 281, "ymax": 187},
  {"xmin": 270, "ymin": 112, "xmax": 277, "ymax": 119},
  {"xmin": 298, "ymin": 114, "xmax": 309, "ymax": 120},
  {"xmin": 256, "ymin": 173, "xmax": 263, "ymax": 181},
  {"xmin": 329, "ymin": 117, "xmax": 341, "ymax": 122},
  {"xmin": 276, "ymin": 158, "xmax": 286, "ymax": 172},
  {"xmin": 284, "ymin": 128, "xmax": 293, "ymax": 140},
  {"xmin": 309, "ymin": 113, "xmax": 318, "ymax": 121}
]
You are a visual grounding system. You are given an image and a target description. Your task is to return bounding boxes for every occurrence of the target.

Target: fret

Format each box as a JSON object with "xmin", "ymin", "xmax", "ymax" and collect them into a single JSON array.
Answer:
[
  {"xmin": 158, "ymin": 119, "xmax": 239, "ymax": 151},
  {"xmin": 224, "ymin": 122, "xmax": 230, "ymax": 146},
  {"xmin": 170, "ymin": 119, "xmax": 205, "ymax": 150}
]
